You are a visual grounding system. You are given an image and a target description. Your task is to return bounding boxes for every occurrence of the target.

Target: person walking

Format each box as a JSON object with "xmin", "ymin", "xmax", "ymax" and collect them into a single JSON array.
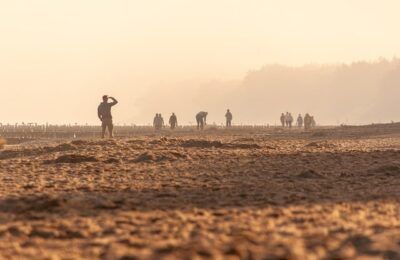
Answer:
[{"xmin": 169, "ymin": 113, "xmax": 178, "ymax": 130}]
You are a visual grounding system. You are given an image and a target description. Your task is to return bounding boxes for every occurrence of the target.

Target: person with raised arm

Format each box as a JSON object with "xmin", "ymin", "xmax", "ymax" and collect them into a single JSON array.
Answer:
[{"xmin": 98, "ymin": 95, "xmax": 118, "ymax": 138}]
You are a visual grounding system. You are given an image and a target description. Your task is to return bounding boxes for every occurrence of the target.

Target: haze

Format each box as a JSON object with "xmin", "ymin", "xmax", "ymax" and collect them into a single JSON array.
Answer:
[{"xmin": 1, "ymin": 0, "xmax": 400, "ymax": 125}]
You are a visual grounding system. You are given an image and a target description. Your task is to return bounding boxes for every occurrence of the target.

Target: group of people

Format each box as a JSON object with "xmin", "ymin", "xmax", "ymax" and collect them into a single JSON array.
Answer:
[
  {"xmin": 153, "ymin": 113, "xmax": 178, "ymax": 130},
  {"xmin": 303, "ymin": 113, "xmax": 316, "ymax": 130},
  {"xmin": 97, "ymin": 96, "xmax": 236, "ymax": 138},
  {"xmin": 193, "ymin": 109, "xmax": 233, "ymax": 130},
  {"xmin": 280, "ymin": 112, "xmax": 316, "ymax": 130},
  {"xmin": 153, "ymin": 114, "xmax": 165, "ymax": 130},
  {"xmin": 98, "ymin": 95, "xmax": 318, "ymax": 138},
  {"xmin": 153, "ymin": 109, "xmax": 232, "ymax": 131},
  {"xmin": 280, "ymin": 112, "xmax": 294, "ymax": 128}
]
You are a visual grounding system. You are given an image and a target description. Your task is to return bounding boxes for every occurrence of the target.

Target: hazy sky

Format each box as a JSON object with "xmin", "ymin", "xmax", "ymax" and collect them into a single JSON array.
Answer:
[{"xmin": 1, "ymin": 0, "xmax": 400, "ymax": 124}]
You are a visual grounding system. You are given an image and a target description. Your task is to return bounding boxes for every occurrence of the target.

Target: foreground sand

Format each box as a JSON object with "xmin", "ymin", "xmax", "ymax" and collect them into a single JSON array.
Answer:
[{"xmin": 1, "ymin": 125, "xmax": 400, "ymax": 259}]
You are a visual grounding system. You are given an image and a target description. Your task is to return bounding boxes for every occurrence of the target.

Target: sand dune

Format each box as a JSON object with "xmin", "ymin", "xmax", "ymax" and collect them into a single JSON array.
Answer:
[{"xmin": 0, "ymin": 125, "xmax": 400, "ymax": 259}]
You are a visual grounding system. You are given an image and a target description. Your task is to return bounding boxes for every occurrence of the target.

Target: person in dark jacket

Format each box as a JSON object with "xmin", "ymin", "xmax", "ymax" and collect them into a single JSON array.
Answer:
[{"xmin": 98, "ymin": 95, "xmax": 118, "ymax": 138}]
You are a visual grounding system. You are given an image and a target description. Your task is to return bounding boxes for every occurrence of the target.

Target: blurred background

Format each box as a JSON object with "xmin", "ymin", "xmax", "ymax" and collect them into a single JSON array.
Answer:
[{"xmin": 1, "ymin": 0, "xmax": 400, "ymax": 125}]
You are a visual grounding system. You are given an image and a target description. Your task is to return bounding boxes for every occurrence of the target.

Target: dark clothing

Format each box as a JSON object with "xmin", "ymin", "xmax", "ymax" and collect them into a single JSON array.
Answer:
[
  {"xmin": 225, "ymin": 112, "xmax": 232, "ymax": 121},
  {"xmin": 225, "ymin": 111, "xmax": 232, "ymax": 127},
  {"xmin": 169, "ymin": 115, "xmax": 177, "ymax": 129},
  {"xmin": 196, "ymin": 117, "xmax": 204, "ymax": 130},
  {"xmin": 101, "ymin": 118, "xmax": 113, "ymax": 138},
  {"xmin": 98, "ymin": 98, "xmax": 118, "ymax": 138},
  {"xmin": 196, "ymin": 112, "xmax": 207, "ymax": 130},
  {"xmin": 98, "ymin": 100, "xmax": 118, "ymax": 120}
]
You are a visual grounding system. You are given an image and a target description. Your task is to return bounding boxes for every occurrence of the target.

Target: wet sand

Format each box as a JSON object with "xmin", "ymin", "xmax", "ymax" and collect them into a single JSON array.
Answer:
[{"xmin": 0, "ymin": 125, "xmax": 400, "ymax": 259}]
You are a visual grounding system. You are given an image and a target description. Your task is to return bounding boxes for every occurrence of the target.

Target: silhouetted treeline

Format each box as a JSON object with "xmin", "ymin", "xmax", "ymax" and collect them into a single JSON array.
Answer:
[{"xmin": 139, "ymin": 58, "xmax": 400, "ymax": 125}]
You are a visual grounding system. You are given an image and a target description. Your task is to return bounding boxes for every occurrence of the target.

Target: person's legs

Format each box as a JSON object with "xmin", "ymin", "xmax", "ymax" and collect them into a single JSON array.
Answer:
[
  {"xmin": 108, "ymin": 121, "xmax": 114, "ymax": 138},
  {"xmin": 102, "ymin": 119, "xmax": 113, "ymax": 138},
  {"xmin": 101, "ymin": 122, "xmax": 107, "ymax": 138}
]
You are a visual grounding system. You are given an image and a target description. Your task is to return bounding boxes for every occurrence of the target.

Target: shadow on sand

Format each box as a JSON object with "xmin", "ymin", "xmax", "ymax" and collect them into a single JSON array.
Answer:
[{"xmin": 1, "ymin": 148, "xmax": 399, "ymax": 220}]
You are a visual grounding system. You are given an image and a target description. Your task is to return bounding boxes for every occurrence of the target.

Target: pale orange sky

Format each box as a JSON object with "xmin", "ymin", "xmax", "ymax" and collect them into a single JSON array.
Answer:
[{"xmin": 1, "ymin": 0, "xmax": 400, "ymax": 124}]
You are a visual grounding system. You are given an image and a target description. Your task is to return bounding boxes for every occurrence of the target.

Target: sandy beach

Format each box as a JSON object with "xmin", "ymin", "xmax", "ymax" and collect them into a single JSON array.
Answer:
[{"xmin": 0, "ymin": 125, "xmax": 399, "ymax": 259}]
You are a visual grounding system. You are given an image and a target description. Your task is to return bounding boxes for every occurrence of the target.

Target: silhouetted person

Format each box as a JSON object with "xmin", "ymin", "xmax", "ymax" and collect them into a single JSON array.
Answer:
[
  {"xmin": 196, "ymin": 111, "xmax": 208, "ymax": 130},
  {"xmin": 304, "ymin": 113, "xmax": 311, "ymax": 130},
  {"xmin": 169, "ymin": 113, "xmax": 178, "ymax": 130},
  {"xmin": 225, "ymin": 109, "xmax": 233, "ymax": 127},
  {"xmin": 310, "ymin": 116, "xmax": 316, "ymax": 128},
  {"xmin": 286, "ymin": 112, "xmax": 293, "ymax": 128},
  {"xmin": 98, "ymin": 95, "xmax": 118, "ymax": 138},
  {"xmin": 297, "ymin": 114, "xmax": 303, "ymax": 128},
  {"xmin": 153, "ymin": 113, "xmax": 164, "ymax": 130},
  {"xmin": 280, "ymin": 113, "xmax": 285, "ymax": 127},
  {"xmin": 159, "ymin": 114, "xmax": 164, "ymax": 128},
  {"xmin": 153, "ymin": 114, "xmax": 159, "ymax": 130}
]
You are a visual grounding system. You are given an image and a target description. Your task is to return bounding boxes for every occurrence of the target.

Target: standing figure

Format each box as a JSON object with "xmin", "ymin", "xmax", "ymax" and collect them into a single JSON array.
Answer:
[
  {"xmin": 310, "ymin": 116, "xmax": 316, "ymax": 128},
  {"xmin": 280, "ymin": 113, "xmax": 285, "ymax": 127},
  {"xmin": 153, "ymin": 114, "xmax": 160, "ymax": 130},
  {"xmin": 196, "ymin": 111, "xmax": 208, "ymax": 130},
  {"xmin": 285, "ymin": 112, "xmax": 289, "ymax": 127},
  {"xmin": 159, "ymin": 114, "xmax": 165, "ymax": 128},
  {"xmin": 98, "ymin": 95, "xmax": 118, "ymax": 138},
  {"xmin": 154, "ymin": 113, "xmax": 164, "ymax": 130},
  {"xmin": 297, "ymin": 114, "xmax": 303, "ymax": 128},
  {"xmin": 304, "ymin": 113, "xmax": 311, "ymax": 130},
  {"xmin": 225, "ymin": 109, "xmax": 233, "ymax": 127},
  {"xmin": 169, "ymin": 113, "xmax": 178, "ymax": 130},
  {"xmin": 286, "ymin": 113, "xmax": 293, "ymax": 128}
]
